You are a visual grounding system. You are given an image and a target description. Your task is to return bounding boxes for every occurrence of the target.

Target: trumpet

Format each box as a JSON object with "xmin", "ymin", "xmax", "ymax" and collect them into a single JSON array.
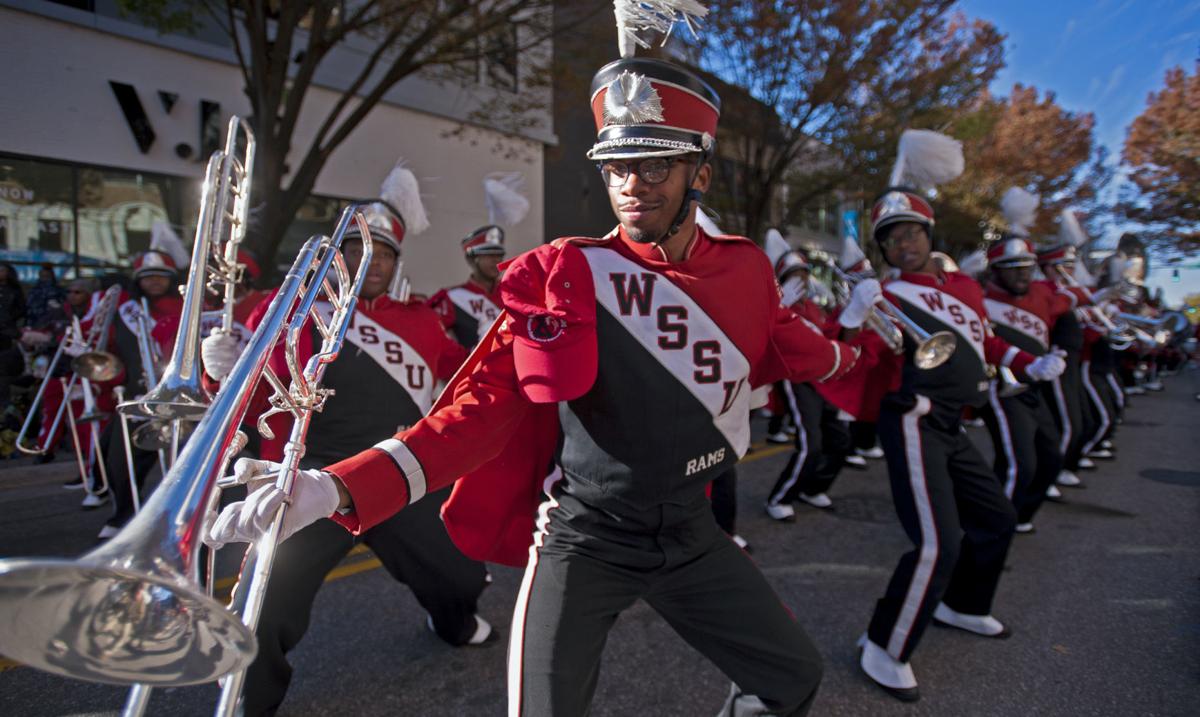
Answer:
[
  {"xmin": 15, "ymin": 285, "xmax": 123, "ymax": 456},
  {"xmin": 0, "ymin": 205, "xmax": 375, "ymax": 713},
  {"xmin": 120, "ymin": 116, "xmax": 255, "ymax": 425},
  {"xmin": 827, "ymin": 262, "xmax": 957, "ymax": 369}
]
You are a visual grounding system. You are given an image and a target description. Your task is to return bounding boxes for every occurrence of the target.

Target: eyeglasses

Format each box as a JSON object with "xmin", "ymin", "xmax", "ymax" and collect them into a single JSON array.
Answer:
[
  {"xmin": 598, "ymin": 157, "xmax": 686, "ymax": 187},
  {"xmin": 880, "ymin": 225, "xmax": 928, "ymax": 251}
]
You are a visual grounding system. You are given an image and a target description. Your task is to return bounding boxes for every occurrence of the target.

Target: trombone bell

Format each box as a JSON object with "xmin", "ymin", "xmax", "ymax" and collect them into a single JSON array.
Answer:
[
  {"xmin": 71, "ymin": 351, "xmax": 124, "ymax": 383},
  {"xmin": 0, "ymin": 556, "xmax": 255, "ymax": 685}
]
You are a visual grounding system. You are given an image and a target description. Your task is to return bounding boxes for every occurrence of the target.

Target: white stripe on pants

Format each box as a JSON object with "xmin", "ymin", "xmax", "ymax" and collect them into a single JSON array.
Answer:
[{"xmin": 887, "ymin": 395, "xmax": 936, "ymax": 659}]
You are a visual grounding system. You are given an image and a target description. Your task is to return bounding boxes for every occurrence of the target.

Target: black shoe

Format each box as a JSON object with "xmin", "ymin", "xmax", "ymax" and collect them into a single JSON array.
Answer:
[
  {"xmin": 63, "ymin": 476, "xmax": 85, "ymax": 490},
  {"xmin": 34, "ymin": 453, "xmax": 56, "ymax": 465}
]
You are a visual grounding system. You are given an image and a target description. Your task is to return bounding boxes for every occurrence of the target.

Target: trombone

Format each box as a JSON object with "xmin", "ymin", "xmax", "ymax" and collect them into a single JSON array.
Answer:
[
  {"xmin": 1053, "ymin": 272, "xmax": 1138, "ymax": 351},
  {"xmin": 826, "ymin": 261, "xmax": 957, "ymax": 369},
  {"xmin": 120, "ymin": 116, "xmax": 255, "ymax": 430},
  {"xmin": 0, "ymin": 204, "xmax": 375, "ymax": 716}
]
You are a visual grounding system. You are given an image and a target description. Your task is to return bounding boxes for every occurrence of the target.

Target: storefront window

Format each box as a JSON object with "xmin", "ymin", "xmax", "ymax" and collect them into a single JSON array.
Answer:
[
  {"xmin": 0, "ymin": 157, "xmax": 76, "ymax": 282},
  {"xmin": 274, "ymin": 195, "xmax": 348, "ymax": 274},
  {"xmin": 75, "ymin": 166, "xmax": 198, "ymax": 266}
]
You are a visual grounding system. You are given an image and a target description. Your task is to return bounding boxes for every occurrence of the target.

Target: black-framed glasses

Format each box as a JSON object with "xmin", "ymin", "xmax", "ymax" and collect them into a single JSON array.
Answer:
[
  {"xmin": 597, "ymin": 157, "xmax": 686, "ymax": 187},
  {"xmin": 879, "ymin": 224, "xmax": 928, "ymax": 251}
]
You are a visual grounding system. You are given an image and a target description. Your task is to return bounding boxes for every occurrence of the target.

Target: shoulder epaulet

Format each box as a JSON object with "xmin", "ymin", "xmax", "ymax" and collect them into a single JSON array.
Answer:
[
  {"xmin": 553, "ymin": 235, "xmax": 612, "ymax": 249},
  {"xmin": 706, "ymin": 232, "xmax": 756, "ymax": 245}
]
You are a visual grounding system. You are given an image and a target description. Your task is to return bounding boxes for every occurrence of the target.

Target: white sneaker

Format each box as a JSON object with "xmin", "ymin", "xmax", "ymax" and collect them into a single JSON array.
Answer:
[
  {"xmin": 1045, "ymin": 485, "xmax": 1063, "ymax": 499},
  {"xmin": 1056, "ymin": 470, "xmax": 1082, "ymax": 487},
  {"xmin": 97, "ymin": 524, "xmax": 120, "ymax": 540},
  {"xmin": 1100, "ymin": 440, "xmax": 1113, "ymax": 451},
  {"xmin": 81, "ymin": 491, "xmax": 110, "ymax": 509},
  {"xmin": 844, "ymin": 454, "xmax": 867, "ymax": 469},
  {"xmin": 1125, "ymin": 386, "xmax": 1145, "ymax": 395},
  {"xmin": 764, "ymin": 502, "xmax": 796, "ymax": 521},
  {"xmin": 858, "ymin": 634, "xmax": 919, "ymax": 701},
  {"xmin": 932, "ymin": 603, "xmax": 1010, "ymax": 637},
  {"xmin": 1087, "ymin": 448, "xmax": 1114, "ymax": 460},
  {"xmin": 427, "ymin": 614, "xmax": 496, "ymax": 646},
  {"xmin": 765, "ymin": 432, "xmax": 791, "ymax": 445},
  {"xmin": 1014, "ymin": 522, "xmax": 1035, "ymax": 534},
  {"xmin": 964, "ymin": 417, "xmax": 985, "ymax": 428},
  {"xmin": 799, "ymin": 492, "xmax": 833, "ymax": 509},
  {"xmin": 1144, "ymin": 380, "xmax": 1164, "ymax": 392},
  {"xmin": 858, "ymin": 446, "xmax": 885, "ymax": 459},
  {"xmin": 731, "ymin": 534, "xmax": 752, "ymax": 552},
  {"xmin": 1077, "ymin": 457, "xmax": 1096, "ymax": 469}
]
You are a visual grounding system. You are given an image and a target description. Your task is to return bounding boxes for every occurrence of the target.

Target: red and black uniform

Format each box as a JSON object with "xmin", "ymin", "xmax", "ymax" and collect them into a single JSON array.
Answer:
[
  {"xmin": 856, "ymin": 270, "xmax": 1035, "ymax": 664},
  {"xmin": 100, "ymin": 289, "xmax": 183, "ymax": 528},
  {"xmin": 766, "ymin": 297, "xmax": 855, "ymax": 507},
  {"xmin": 428, "ymin": 279, "xmax": 502, "ymax": 349},
  {"xmin": 324, "ymin": 227, "xmax": 860, "ymax": 716},
  {"xmin": 982, "ymin": 280, "xmax": 1073, "ymax": 523},
  {"xmin": 232, "ymin": 291, "xmax": 487, "ymax": 717},
  {"xmin": 1072, "ymin": 292, "xmax": 1123, "ymax": 454}
]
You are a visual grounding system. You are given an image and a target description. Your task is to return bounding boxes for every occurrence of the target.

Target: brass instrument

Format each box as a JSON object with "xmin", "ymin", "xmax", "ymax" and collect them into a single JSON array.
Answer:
[
  {"xmin": 1054, "ymin": 271, "xmax": 1137, "ymax": 351},
  {"xmin": 827, "ymin": 262, "xmax": 957, "ymax": 369},
  {"xmin": 120, "ymin": 116, "xmax": 255, "ymax": 425},
  {"xmin": 16, "ymin": 286, "xmax": 123, "ymax": 456},
  {"xmin": 0, "ymin": 205, "xmax": 374, "ymax": 716}
]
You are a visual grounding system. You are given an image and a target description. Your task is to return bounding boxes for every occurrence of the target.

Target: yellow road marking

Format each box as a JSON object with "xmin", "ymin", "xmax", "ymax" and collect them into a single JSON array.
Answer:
[{"xmin": 0, "ymin": 443, "xmax": 793, "ymax": 674}]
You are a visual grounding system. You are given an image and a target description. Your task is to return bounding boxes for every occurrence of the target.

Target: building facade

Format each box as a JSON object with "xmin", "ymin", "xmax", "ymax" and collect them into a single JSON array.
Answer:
[{"xmin": 0, "ymin": 0, "xmax": 554, "ymax": 294}]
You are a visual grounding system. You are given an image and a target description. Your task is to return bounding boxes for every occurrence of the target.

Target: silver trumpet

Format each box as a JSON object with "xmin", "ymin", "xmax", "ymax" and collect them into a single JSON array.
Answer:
[
  {"xmin": 828, "ymin": 262, "xmax": 957, "ymax": 369},
  {"xmin": 121, "ymin": 116, "xmax": 255, "ymax": 424},
  {"xmin": 0, "ymin": 206, "xmax": 374, "ymax": 703},
  {"xmin": 16, "ymin": 286, "xmax": 123, "ymax": 456}
]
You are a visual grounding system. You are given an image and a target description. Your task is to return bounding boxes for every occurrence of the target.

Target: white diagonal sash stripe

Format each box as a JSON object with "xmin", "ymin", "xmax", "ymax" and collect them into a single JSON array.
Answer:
[
  {"xmin": 581, "ymin": 247, "xmax": 752, "ymax": 457},
  {"xmin": 886, "ymin": 281, "xmax": 986, "ymax": 362},
  {"xmin": 446, "ymin": 287, "xmax": 502, "ymax": 343},
  {"xmin": 984, "ymin": 299, "xmax": 1049, "ymax": 351}
]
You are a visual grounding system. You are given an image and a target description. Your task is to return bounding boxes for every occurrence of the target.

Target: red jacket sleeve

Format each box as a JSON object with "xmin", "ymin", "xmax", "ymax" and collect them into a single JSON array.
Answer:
[
  {"xmin": 426, "ymin": 289, "xmax": 457, "ymax": 330},
  {"xmin": 325, "ymin": 318, "xmax": 533, "ymax": 533}
]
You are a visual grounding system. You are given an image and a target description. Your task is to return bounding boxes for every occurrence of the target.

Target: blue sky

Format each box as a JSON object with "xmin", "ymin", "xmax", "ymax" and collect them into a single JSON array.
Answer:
[{"xmin": 959, "ymin": 0, "xmax": 1199, "ymax": 155}]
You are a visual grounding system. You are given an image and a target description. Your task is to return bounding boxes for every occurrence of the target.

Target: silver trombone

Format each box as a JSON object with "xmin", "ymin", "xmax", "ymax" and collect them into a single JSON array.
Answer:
[
  {"xmin": 1053, "ymin": 272, "xmax": 1138, "ymax": 351},
  {"xmin": 120, "ymin": 116, "xmax": 255, "ymax": 427},
  {"xmin": 1115, "ymin": 312, "xmax": 1174, "ymax": 348},
  {"xmin": 826, "ymin": 262, "xmax": 957, "ymax": 369},
  {"xmin": 16, "ymin": 285, "xmax": 123, "ymax": 457},
  {"xmin": 0, "ymin": 205, "xmax": 374, "ymax": 714}
]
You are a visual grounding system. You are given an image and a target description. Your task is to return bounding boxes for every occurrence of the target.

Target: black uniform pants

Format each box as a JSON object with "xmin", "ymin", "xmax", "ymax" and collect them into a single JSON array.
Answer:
[
  {"xmin": 100, "ymin": 419, "xmax": 160, "ymax": 528},
  {"xmin": 1043, "ymin": 356, "xmax": 1085, "ymax": 472},
  {"xmin": 710, "ymin": 467, "xmax": 739, "ymax": 536},
  {"xmin": 242, "ymin": 485, "xmax": 488, "ymax": 717},
  {"xmin": 868, "ymin": 394, "xmax": 1017, "ymax": 663},
  {"xmin": 983, "ymin": 383, "xmax": 1063, "ymax": 524},
  {"xmin": 766, "ymin": 382, "xmax": 849, "ymax": 505},
  {"xmin": 1080, "ymin": 361, "xmax": 1119, "ymax": 454},
  {"xmin": 510, "ymin": 483, "xmax": 822, "ymax": 716}
]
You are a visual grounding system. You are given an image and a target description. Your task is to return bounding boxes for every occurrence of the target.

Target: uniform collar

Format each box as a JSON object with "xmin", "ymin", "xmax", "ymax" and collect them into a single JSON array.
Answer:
[
  {"xmin": 897, "ymin": 269, "xmax": 949, "ymax": 287},
  {"xmin": 616, "ymin": 225, "xmax": 703, "ymax": 265}
]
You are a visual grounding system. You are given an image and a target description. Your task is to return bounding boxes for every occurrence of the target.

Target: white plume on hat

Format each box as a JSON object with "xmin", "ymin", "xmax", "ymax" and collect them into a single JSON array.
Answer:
[
  {"xmin": 150, "ymin": 220, "xmax": 190, "ymax": 268},
  {"xmin": 1057, "ymin": 208, "xmax": 1089, "ymax": 248},
  {"xmin": 958, "ymin": 249, "xmax": 988, "ymax": 278},
  {"xmin": 1000, "ymin": 187, "xmax": 1039, "ymax": 236},
  {"xmin": 380, "ymin": 160, "xmax": 430, "ymax": 236},
  {"xmin": 484, "ymin": 172, "xmax": 531, "ymax": 227},
  {"xmin": 614, "ymin": 0, "xmax": 709, "ymax": 58},
  {"xmin": 838, "ymin": 235, "xmax": 867, "ymax": 270},
  {"xmin": 889, "ymin": 130, "xmax": 965, "ymax": 189}
]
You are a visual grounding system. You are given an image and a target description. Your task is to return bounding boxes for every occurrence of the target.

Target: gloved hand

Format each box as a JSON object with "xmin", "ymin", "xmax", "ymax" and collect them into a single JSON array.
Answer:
[
  {"xmin": 839, "ymin": 279, "xmax": 883, "ymax": 329},
  {"xmin": 779, "ymin": 275, "xmax": 807, "ymax": 308},
  {"xmin": 205, "ymin": 458, "xmax": 341, "ymax": 548},
  {"xmin": 201, "ymin": 329, "xmax": 241, "ymax": 381},
  {"xmin": 1025, "ymin": 353, "xmax": 1066, "ymax": 382}
]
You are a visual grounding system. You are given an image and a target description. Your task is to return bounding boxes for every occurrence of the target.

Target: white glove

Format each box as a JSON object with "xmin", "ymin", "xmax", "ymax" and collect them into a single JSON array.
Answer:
[
  {"xmin": 206, "ymin": 458, "xmax": 341, "ymax": 548},
  {"xmin": 63, "ymin": 339, "xmax": 87, "ymax": 358},
  {"xmin": 201, "ymin": 329, "xmax": 241, "ymax": 381},
  {"xmin": 779, "ymin": 275, "xmax": 807, "ymax": 308},
  {"xmin": 839, "ymin": 279, "xmax": 883, "ymax": 329},
  {"xmin": 1025, "ymin": 353, "xmax": 1066, "ymax": 382}
]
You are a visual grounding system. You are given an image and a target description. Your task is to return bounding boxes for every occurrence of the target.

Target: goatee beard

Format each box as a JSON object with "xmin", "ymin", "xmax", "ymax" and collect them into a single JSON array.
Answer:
[{"xmin": 624, "ymin": 225, "xmax": 666, "ymax": 245}]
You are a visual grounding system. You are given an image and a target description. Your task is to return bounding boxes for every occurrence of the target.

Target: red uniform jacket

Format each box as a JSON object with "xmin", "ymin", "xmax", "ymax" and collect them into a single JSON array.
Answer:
[{"xmin": 326, "ymin": 227, "xmax": 863, "ymax": 566}]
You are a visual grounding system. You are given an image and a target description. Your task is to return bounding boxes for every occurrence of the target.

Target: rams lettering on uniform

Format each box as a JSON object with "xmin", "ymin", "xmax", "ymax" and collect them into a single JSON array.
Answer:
[{"xmin": 686, "ymin": 447, "xmax": 726, "ymax": 476}]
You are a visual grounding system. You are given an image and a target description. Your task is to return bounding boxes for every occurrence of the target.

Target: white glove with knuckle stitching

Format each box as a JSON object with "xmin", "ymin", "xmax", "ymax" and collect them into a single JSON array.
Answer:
[
  {"xmin": 205, "ymin": 458, "xmax": 341, "ymax": 548},
  {"xmin": 838, "ymin": 279, "xmax": 883, "ymax": 329},
  {"xmin": 1025, "ymin": 352, "xmax": 1066, "ymax": 382},
  {"xmin": 201, "ymin": 329, "xmax": 242, "ymax": 381}
]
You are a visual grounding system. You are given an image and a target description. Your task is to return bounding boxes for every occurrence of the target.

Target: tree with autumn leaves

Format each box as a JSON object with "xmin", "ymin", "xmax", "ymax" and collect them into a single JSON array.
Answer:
[{"xmin": 1122, "ymin": 61, "xmax": 1200, "ymax": 253}]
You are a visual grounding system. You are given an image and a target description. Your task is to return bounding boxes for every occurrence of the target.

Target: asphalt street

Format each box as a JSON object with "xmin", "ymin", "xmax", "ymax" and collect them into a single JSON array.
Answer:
[{"xmin": 1, "ymin": 368, "xmax": 1197, "ymax": 716}]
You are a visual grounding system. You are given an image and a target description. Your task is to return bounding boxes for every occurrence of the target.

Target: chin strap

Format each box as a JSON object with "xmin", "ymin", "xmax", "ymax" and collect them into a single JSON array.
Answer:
[{"xmin": 655, "ymin": 159, "xmax": 707, "ymax": 245}]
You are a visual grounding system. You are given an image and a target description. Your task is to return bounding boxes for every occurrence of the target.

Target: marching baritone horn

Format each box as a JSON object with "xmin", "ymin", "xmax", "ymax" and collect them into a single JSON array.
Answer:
[{"xmin": 0, "ymin": 205, "xmax": 375, "ymax": 692}]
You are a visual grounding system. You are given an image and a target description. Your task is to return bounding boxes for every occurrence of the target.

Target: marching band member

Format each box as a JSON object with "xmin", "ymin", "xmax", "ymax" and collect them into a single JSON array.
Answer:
[
  {"xmin": 209, "ymin": 49, "xmax": 877, "ymax": 715},
  {"xmin": 428, "ymin": 225, "xmax": 505, "ymax": 349},
  {"xmin": 980, "ymin": 198, "xmax": 1073, "ymax": 532},
  {"xmin": 763, "ymin": 230, "xmax": 854, "ymax": 518},
  {"xmin": 203, "ymin": 182, "xmax": 493, "ymax": 717},
  {"xmin": 96, "ymin": 251, "xmax": 184, "ymax": 537},
  {"xmin": 851, "ymin": 132, "xmax": 1064, "ymax": 701}
]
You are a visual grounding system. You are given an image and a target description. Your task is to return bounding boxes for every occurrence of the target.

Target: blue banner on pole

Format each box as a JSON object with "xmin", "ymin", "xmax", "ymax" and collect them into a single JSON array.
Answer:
[{"xmin": 842, "ymin": 210, "xmax": 859, "ymax": 241}]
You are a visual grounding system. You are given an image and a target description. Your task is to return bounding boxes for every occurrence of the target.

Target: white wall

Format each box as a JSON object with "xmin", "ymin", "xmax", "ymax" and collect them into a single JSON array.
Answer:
[{"xmin": 0, "ymin": 7, "xmax": 545, "ymax": 294}]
